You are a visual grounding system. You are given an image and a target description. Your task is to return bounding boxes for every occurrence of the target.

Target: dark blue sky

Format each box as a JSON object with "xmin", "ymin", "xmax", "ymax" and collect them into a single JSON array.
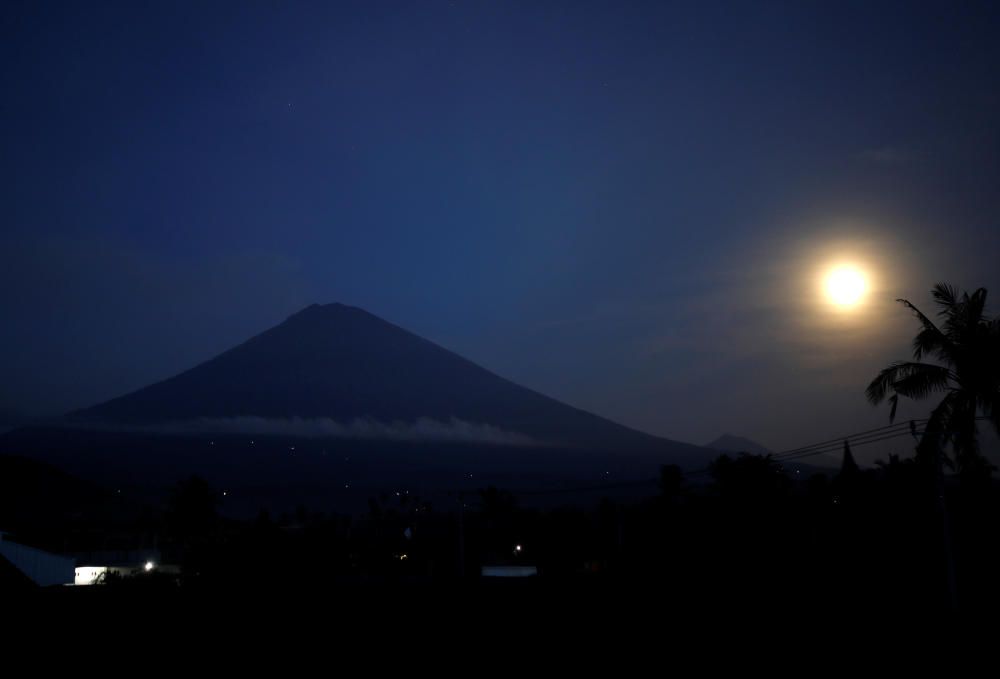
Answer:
[{"xmin": 2, "ymin": 1, "xmax": 998, "ymax": 454}]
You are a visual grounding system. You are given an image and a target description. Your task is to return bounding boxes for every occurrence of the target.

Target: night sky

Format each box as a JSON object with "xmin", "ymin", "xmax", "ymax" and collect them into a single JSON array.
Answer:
[{"xmin": 2, "ymin": 1, "xmax": 999, "ymax": 455}]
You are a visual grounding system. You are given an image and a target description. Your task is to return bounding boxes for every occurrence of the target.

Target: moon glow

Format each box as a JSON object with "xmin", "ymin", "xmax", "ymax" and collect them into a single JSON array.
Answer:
[{"xmin": 825, "ymin": 266, "xmax": 867, "ymax": 307}]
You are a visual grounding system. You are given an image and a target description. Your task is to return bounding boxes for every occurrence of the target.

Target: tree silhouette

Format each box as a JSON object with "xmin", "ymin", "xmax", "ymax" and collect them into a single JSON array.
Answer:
[
  {"xmin": 866, "ymin": 283, "xmax": 999, "ymax": 472},
  {"xmin": 839, "ymin": 440, "xmax": 860, "ymax": 479},
  {"xmin": 166, "ymin": 475, "xmax": 219, "ymax": 542},
  {"xmin": 708, "ymin": 453, "xmax": 789, "ymax": 501},
  {"xmin": 659, "ymin": 464, "xmax": 683, "ymax": 502}
]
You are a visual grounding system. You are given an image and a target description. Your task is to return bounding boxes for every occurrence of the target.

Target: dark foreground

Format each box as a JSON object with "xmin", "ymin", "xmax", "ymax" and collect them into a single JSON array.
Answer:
[{"xmin": 5, "ymin": 449, "xmax": 1000, "ymax": 626}]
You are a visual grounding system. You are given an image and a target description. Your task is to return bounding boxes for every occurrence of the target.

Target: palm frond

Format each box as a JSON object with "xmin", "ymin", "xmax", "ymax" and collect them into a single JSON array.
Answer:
[
  {"xmin": 897, "ymin": 298, "xmax": 953, "ymax": 361},
  {"xmin": 940, "ymin": 287, "xmax": 986, "ymax": 342},
  {"xmin": 911, "ymin": 325, "xmax": 949, "ymax": 361},
  {"xmin": 969, "ymin": 287, "xmax": 988, "ymax": 320},
  {"xmin": 932, "ymin": 282, "xmax": 960, "ymax": 313},
  {"xmin": 866, "ymin": 364, "xmax": 901, "ymax": 405},
  {"xmin": 865, "ymin": 361, "xmax": 953, "ymax": 407},
  {"xmin": 890, "ymin": 362, "xmax": 953, "ymax": 400}
]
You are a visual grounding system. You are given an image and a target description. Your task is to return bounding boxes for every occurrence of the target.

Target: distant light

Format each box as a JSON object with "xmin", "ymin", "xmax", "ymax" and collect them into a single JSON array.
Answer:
[
  {"xmin": 222, "ymin": 491, "xmax": 227, "ymax": 496},
  {"xmin": 144, "ymin": 561, "xmax": 155, "ymax": 572},
  {"xmin": 514, "ymin": 544, "xmax": 523, "ymax": 553}
]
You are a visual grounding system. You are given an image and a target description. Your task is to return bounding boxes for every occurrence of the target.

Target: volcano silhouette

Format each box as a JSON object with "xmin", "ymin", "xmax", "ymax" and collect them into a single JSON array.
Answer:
[{"xmin": 76, "ymin": 303, "xmax": 701, "ymax": 457}]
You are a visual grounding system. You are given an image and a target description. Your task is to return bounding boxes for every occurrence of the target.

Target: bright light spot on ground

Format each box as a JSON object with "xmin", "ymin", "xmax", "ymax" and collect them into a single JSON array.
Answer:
[{"xmin": 75, "ymin": 566, "xmax": 107, "ymax": 585}]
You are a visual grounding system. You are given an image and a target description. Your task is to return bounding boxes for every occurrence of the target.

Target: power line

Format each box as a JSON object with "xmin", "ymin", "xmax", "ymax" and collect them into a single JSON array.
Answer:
[
  {"xmin": 772, "ymin": 415, "xmax": 993, "ymax": 463},
  {"xmin": 680, "ymin": 423, "xmax": 922, "ymax": 478},
  {"xmin": 772, "ymin": 428, "xmax": 917, "ymax": 461},
  {"xmin": 472, "ymin": 425, "xmax": 924, "ymax": 493},
  {"xmin": 775, "ymin": 430, "xmax": 920, "ymax": 463},
  {"xmin": 448, "ymin": 417, "xmax": 993, "ymax": 498},
  {"xmin": 770, "ymin": 420, "xmax": 924, "ymax": 460}
]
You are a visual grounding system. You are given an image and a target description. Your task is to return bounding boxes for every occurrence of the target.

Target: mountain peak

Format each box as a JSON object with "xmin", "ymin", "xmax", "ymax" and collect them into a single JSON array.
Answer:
[{"xmin": 287, "ymin": 302, "xmax": 365, "ymax": 319}]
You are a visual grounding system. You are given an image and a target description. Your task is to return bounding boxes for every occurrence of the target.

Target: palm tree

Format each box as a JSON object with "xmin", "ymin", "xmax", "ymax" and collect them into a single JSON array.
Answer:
[{"xmin": 866, "ymin": 283, "xmax": 1000, "ymax": 472}]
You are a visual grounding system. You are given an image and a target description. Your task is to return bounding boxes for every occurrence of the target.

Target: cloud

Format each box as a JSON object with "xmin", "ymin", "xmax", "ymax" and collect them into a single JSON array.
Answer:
[{"xmin": 68, "ymin": 416, "xmax": 544, "ymax": 447}]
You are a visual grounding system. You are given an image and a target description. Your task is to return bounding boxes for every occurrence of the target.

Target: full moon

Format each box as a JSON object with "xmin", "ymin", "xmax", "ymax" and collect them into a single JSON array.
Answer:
[{"xmin": 825, "ymin": 266, "xmax": 867, "ymax": 307}]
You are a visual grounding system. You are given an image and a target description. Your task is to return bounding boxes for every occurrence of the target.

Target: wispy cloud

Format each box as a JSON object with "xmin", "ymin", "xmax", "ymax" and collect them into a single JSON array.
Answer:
[{"xmin": 69, "ymin": 416, "xmax": 544, "ymax": 447}]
